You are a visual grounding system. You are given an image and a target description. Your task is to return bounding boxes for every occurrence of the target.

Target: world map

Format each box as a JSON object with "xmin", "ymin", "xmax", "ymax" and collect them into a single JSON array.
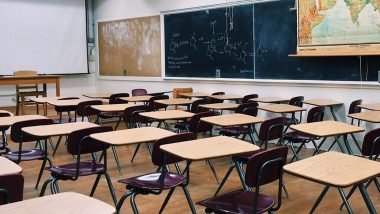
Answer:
[{"xmin": 298, "ymin": 0, "xmax": 380, "ymax": 46}]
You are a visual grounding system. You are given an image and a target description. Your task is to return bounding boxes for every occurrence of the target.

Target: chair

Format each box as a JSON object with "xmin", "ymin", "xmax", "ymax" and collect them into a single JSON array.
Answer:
[
  {"xmin": 284, "ymin": 96, "xmax": 304, "ymax": 132},
  {"xmin": 214, "ymin": 117, "xmax": 286, "ymax": 197},
  {"xmin": 14, "ymin": 71, "xmax": 46, "ymax": 115},
  {"xmin": 97, "ymin": 93, "xmax": 129, "ymax": 130},
  {"xmin": 339, "ymin": 128, "xmax": 380, "ymax": 209},
  {"xmin": 0, "ymin": 174, "xmax": 24, "ymax": 205},
  {"xmin": 242, "ymin": 93, "xmax": 258, "ymax": 103},
  {"xmin": 148, "ymin": 95, "xmax": 169, "ymax": 111},
  {"xmin": 197, "ymin": 146, "xmax": 288, "ymax": 214},
  {"xmin": 0, "ymin": 111, "xmax": 12, "ymax": 149},
  {"xmin": 210, "ymin": 92, "xmax": 225, "ymax": 104},
  {"xmin": 54, "ymin": 97, "xmax": 80, "ymax": 123},
  {"xmin": 123, "ymin": 105, "xmax": 153, "ymax": 163},
  {"xmin": 280, "ymin": 106, "xmax": 324, "ymax": 162},
  {"xmin": 131, "ymin": 88, "xmax": 148, "ymax": 96},
  {"xmin": 219, "ymin": 102, "xmax": 259, "ymax": 144},
  {"xmin": 176, "ymin": 111, "xmax": 220, "ymax": 184},
  {"xmin": 76, "ymin": 100, "xmax": 103, "ymax": 122},
  {"xmin": 116, "ymin": 133, "xmax": 197, "ymax": 214},
  {"xmin": 3, "ymin": 118, "xmax": 54, "ymax": 189},
  {"xmin": 348, "ymin": 99, "xmax": 362, "ymax": 126},
  {"xmin": 39, "ymin": 126, "xmax": 117, "ymax": 206},
  {"xmin": 173, "ymin": 87, "xmax": 193, "ymax": 99}
]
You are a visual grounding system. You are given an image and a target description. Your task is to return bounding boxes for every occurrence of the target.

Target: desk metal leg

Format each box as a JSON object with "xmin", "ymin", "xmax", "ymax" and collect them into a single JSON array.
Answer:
[
  {"xmin": 338, "ymin": 188, "xmax": 353, "ymax": 214},
  {"xmin": 329, "ymin": 106, "xmax": 338, "ymax": 121},
  {"xmin": 343, "ymin": 135, "xmax": 354, "ymax": 155},
  {"xmin": 310, "ymin": 185, "xmax": 330, "ymax": 213},
  {"xmin": 350, "ymin": 133, "xmax": 362, "ymax": 155},
  {"xmin": 358, "ymin": 183, "xmax": 377, "ymax": 214}
]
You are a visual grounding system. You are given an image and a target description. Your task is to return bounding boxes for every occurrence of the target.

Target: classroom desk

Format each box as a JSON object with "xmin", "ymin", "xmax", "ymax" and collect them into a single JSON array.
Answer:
[
  {"xmin": 147, "ymin": 91, "xmax": 173, "ymax": 96},
  {"xmin": 0, "ymin": 75, "xmax": 60, "ymax": 96},
  {"xmin": 28, "ymin": 97, "xmax": 69, "ymax": 116},
  {"xmin": 120, "ymin": 95, "xmax": 153, "ymax": 103},
  {"xmin": 250, "ymin": 96, "xmax": 289, "ymax": 103},
  {"xmin": 154, "ymin": 98, "xmax": 193, "ymax": 106},
  {"xmin": 207, "ymin": 94, "xmax": 243, "ymax": 102},
  {"xmin": 22, "ymin": 122, "xmax": 99, "ymax": 138},
  {"xmin": 201, "ymin": 113, "xmax": 264, "ymax": 144},
  {"xmin": 0, "ymin": 115, "xmax": 47, "ymax": 127},
  {"xmin": 0, "ymin": 156, "xmax": 22, "ymax": 176},
  {"xmin": 303, "ymin": 99, "xmax": 343, "ymax": 121},
  {"xmin": 90, "ymin": 127, "xmax": 175, "ymax": 146},
  {"xmin": 139, "ymin": 110, "xmax": 194, "ymax": 130},
  {"xmin": 257, "ymin": 104, "xmax": 306, "ymax": 114},
  {"xmin": 47, "ymin": 98, "xmax": 90, "ymax": 108},
  {"xmin": 290, "ymin": 120, "xmax": 364, "ymax": 155},
  {"xmin": 283, "ymin": 152, "xmax": 380, "ymax": 214},
  {"xmin": 0, "ymin": 110, "xmax": 14, "ymax": 116},
  {"xmin": 198, "ymin": 103, "xmax": 239, "ymax": 111},
  {"xmin": 178, "ymin": 92, "xmax": 210, "ymax": 98},
  {"xmin": 0, "ymin": 192, "xmax": 115, "ymax": 214},
  {"xmin": 348, "ymin": 111, "xmax": 380, "ymax": 123},
  {"xmin": 82, "ymin": 93, "xmax": 113, "ymax": 99},
  {"xmin": 359, "ymin": 103, "xmax": 380, "ymax": 111},
  {"xmin": 90, "ymin": 103, "xmax": 137, "ymax": 113},
  {"xmin": 160, "ymin": 136, "xmax": 260, "ymax": 196}
]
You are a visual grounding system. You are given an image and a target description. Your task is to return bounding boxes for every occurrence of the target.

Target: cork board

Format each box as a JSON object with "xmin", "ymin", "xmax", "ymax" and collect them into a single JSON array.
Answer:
[{"xmin": 98, "ymin": 16, "xmax": 161, "ymax": 77}]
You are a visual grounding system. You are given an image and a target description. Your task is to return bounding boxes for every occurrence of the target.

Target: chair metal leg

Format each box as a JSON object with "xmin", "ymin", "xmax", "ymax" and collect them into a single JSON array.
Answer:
[
  {"xmin": 39, "ymin": 177, "xmax": 54, "ymax": 196},
  {"xmin": 104, "ymin": 172, "xmax": 117, "ymax": 206},
  {"xmin": 131, "ymin": 144, "xmax": 141, "ymax": 162},
  {"xmin": 309, "ymin": 185, "xmax": 330, "ymax": 213},
  {"xmin": 52, "ymin": 136, "xmax": 63, "ymax": 157},
  {"xmin": 116, "ymin": 191, "xmax": 133, "ymax": 214},
  {"xmin": 311, "ymin": 140, "xmax": 320, "ymax": 155},
  {"xmin": 282, "ymin": 180, "xmax": 290, "ymax": 198},
  {"xmin": 114, "ymin": 117, "xmax": 122, "ymax": 130},
  {"xmin": 159, "ymin": 188, "xmax": 176, "ymax": 214},
  {"xmin": 181, "ymin": 186, "xmax": 197, "ymax": 214},
  {"xmin": 130, "ymin": 192, "xmax": 139, "ymax": 214},
  {"xmin": 35, "ymin": 158, "xmax": 48, "ymax": 189},
  {"xmin": 51, "ymin": 179, "xmax": 60, "ymax": 194},
  {"xmin": 111, "ymin": 146, "xmax": 122, "ymax": 175},
  {"xmin": 146, "ymin": 143, "xmax": 152, "ymax": 155},
  {"xmin": 90, "ymin": 174, "xmax": 102, "ymax": 197},
  {"xmin": 338, "ymin": 188, "xmax": 353, "ymax": 214},
  {"xmin": 206, "ymin": 160, "xmax": 219, "ymax": 184}
]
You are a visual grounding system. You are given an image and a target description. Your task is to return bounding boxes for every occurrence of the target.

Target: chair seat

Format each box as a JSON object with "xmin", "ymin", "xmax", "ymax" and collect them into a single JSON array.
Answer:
[
  {"xmin": 235, "ymin": 149, "xmax": 265, "ymax": 164},
  {"xmin": 282, "ymin": 131, "xmax": 318, "ymax": 142},
  {"xmin": 3, "ymin": 149, "xmax": 45, "ymax": 161},
  {"xmin": 118, "ymin": 172, "xmax": 186, "ymax": 191},
  {"xmin": 98, "ymin": 112, "xmax": 123, "ymax": 119},
  {"xmin": 197, "ymin": 189, "xmax": 274, "ymax": 214},
  {"xmin": 47, "ymin": 160, "xmax": 104, "ymax": 178},
  {"xmin": 219, "ymin": 126, "xmax": 249, "ymax": 136}
]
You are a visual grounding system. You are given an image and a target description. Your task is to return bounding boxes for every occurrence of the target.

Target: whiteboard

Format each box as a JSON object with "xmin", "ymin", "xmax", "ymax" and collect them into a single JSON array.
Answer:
[{"xmin": 0, "ymin": 0, "xmax": 88, "ymax": 75}]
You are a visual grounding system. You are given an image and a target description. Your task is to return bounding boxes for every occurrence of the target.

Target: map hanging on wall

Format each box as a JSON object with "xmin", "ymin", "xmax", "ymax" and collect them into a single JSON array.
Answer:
[
  {"xmin": 297, "ymin": 0, "xmax": 380, "ymax": 55},
  {"xmin": 98, "ymin": 15, "xmax": 161, "ymax": 76}
]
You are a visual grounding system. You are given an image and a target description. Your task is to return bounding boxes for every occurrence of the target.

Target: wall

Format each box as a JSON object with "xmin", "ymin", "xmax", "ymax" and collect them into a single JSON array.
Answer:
[{"xmin": 93, "ymin": 0, "xmax": 380, "ymax": 152}]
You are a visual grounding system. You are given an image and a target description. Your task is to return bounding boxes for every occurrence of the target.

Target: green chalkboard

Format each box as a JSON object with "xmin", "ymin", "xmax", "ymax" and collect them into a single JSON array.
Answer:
[{"xmin": 164, "ymin": 0, "xmax": 380, "ymax": 81}]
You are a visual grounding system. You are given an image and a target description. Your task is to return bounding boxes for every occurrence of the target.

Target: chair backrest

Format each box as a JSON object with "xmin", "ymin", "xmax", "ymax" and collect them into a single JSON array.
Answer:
[
  {"xmin": 173, "ymin": 88, "xmax": 193, "ymax": 98},
  {"xmin": 76, "ymin": 100, "xmax": 103, "ymax": 117},
  {"xmin": 152, "ymin": 132, "xmax": 197, "ymax": 166},
  {"xmin": 188, "ymin": 111, "xmax": 218, "ymax": 133},
  {"xmin": 14, "ymin": 71, "xmax": 38, "ymax": 90},
  {"xmin": 109, "ymin": 93, "xmax": 129, "ymax": 104},
  {"xmin": 0, "ymin": 112, "xmax": 13, "ymax": 131},
  {"xmin": 348, "ymin": 99, "xmax": 362, "ymax": 114},
  {"xmin": 148, "ymin": 95, "xmax": 169, "ymax": 111},
  {"xmin": 123, "ymin": 105, "xmax": 151, "ymax": 126},
  {"xmin": 210, "ymin": 92, "xmax": 225, "ymax": 103},
  {"xmin": 131, "ymin": 88, "xmax": 148, "ymax": 96},
  {"xmin": 11, "ymin": 119, "xmax": 54, "ymax": 142},
  {"xmin": 288, "ymin": 96, "xmax": 304, "ymax": 107},
  {"xmin": 190, "ymin": 98, "xmax": 211, "ymax": 113},
  {"xmin": 235, "ymin": 102, "xmax": 258, "ymax": 116},
  {"xmin": 242, "ymin": 94, "xmax": 258, "ymax": 103},
  {"xmin": 258, "ymin": 117, "xmax": 284, "ymax": 149},
  {"xmin": 306, "ymin": 106, "xmax": 325, "ymax": 123},
  {"xmin": 245, "ymin": 146, "xmax": 288, "ymax": 187},
  {"xmin": 67, "ymin": 126, "xmax": 112, "ymax": 155},
  {"xmin": 362, "ymin": 128, "xmax": 380, "ymax": 157},
  {"xmin": 0, "ymin": 174, "xmax": 24, "ymax": 205}
]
